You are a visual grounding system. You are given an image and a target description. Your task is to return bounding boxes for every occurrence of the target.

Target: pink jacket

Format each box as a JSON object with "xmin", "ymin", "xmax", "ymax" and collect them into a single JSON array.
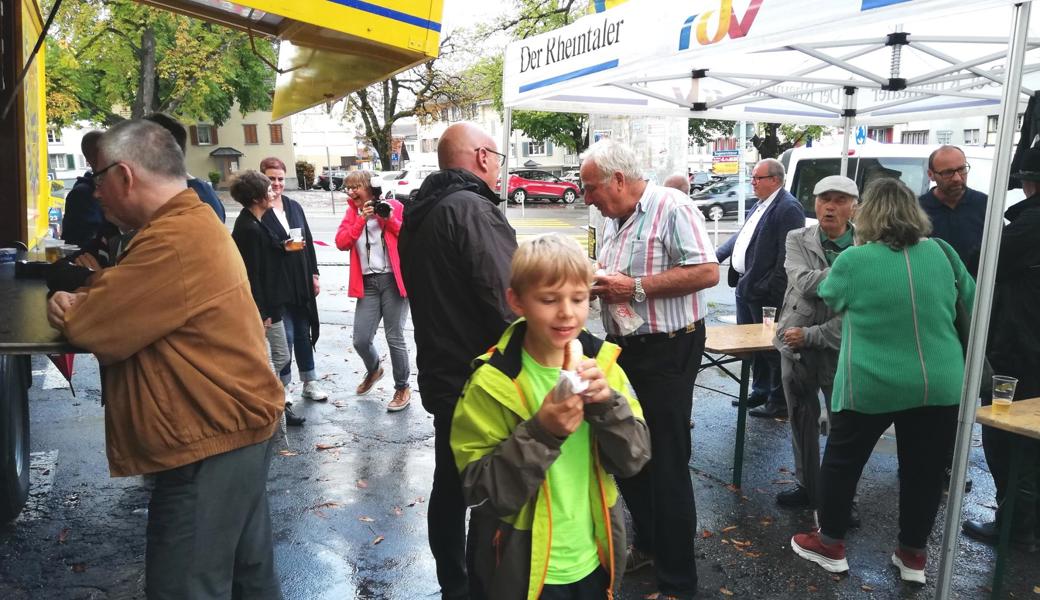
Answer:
[{"xmin": 335, "ymin": 197, "xmax": 407, "ymax": 298}]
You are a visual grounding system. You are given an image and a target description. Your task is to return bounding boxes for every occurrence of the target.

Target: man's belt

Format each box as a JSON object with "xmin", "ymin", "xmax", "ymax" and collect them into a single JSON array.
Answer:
[{"xmin": 608, "ymin": 320, "xmax": 703, "ymax": 347}]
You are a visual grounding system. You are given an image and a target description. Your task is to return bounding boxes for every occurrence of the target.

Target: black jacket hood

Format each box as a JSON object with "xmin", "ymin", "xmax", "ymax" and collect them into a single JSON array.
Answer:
[{"xmin": 405, "ymin": 168, "xmax": 502, "ymax": 228}]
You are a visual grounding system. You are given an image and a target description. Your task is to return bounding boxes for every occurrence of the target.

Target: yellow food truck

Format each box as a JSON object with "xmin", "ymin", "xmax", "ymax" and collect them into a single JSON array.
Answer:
[{"xmin": 0, "ymin": 0, "xmax": 442, "ymax": 521}]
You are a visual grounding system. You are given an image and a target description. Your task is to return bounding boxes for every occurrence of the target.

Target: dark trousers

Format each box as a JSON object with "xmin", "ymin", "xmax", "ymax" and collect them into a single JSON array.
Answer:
[
  {"xmin": 780, "ymin": 352, "xmax": 832, "ymax": 500},
  {"xmin": 735, "ymin": 294, "xmax": 784, "ymax": 404},
  {"xmin": 539, "ymin": 567, "xmax": 609, "ymax": 600},
  {"xmin": 430, "ymin": 407, "xmax": 471, "ymax": 600},
  {"xmin": 613, "ymin": 325, "xmax": 704, "ymax": 597},
  {"xmin": 818, "ymin": 406, "xmax": 957, "ymax": 548},
  {"xmin": 145, "ymin": 438, "xmax": 281, "ymax": 600},
  {"xmin": 981, "ymin": 394, "xmax": 1040, "ymax": 536}
]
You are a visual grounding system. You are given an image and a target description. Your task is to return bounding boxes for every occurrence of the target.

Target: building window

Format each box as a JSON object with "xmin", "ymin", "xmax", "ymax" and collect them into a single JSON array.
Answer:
[
  {"xmin": 47, "ymin": 128, "xmax": 62, "ymax": 143},
  {"xmin": 900, "ymin": 130, "xmax": 929, "ymax": 144},
  {"xmin": 421, "ymin": 138, "xmax": 439, "ymax": 153},
  {"xmin": 195, "ymin": 124, "xmax": 218, "ymax": 145},
  {"xmin": 867, "ymin": 127, "xmax": 893, "ymax": 143},
  {"xmin": 526, "ymin": 140, "xmax": 547, "ymax": 156},
  {"xmin": 243, "ymin": 124, "xmax": 258, "ymax": 145},
  {"xmin": 48, "ymin": 153, "xmax": 75, "ymax": 171},
  {"xmin": 986, "ymin": 115, "xmax": 999, "ymax": 145},
  {"xmin": 936, "ymin": 130, "xmax": 953, "ymax": 144},
  {"xmin": 964, "ymin": 129, "xmax": 980, "ymax": 145},
  {"xmin": 269, "ymin": 124, "xmax": 284, "ymax": 145}
]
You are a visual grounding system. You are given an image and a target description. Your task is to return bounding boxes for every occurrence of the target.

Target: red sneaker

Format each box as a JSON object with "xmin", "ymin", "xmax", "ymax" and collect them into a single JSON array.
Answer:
[
  {"xmin": 791, "ymin": 531, "xmax": 849, "ymax": 573},
  {"xmin": 891, "ymin": 548, "xmax": 926, "ymax": 584}
]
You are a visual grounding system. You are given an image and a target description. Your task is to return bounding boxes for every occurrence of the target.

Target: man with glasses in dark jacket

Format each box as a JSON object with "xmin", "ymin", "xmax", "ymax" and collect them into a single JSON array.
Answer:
[{"xmin": 399, "ymin": 122, "xmax": 517, "ymax": 599}]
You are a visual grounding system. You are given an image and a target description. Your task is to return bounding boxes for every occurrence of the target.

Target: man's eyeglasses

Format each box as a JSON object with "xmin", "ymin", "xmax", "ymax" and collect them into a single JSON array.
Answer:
[
  {"xmin": 476, "ymin": 147, "xmax": 506, "ymax": 166},
  {"xmin": 94, "ymin": 161, "xmax": 123, "ymax": 183},
  {"xmin": 751, "ymin": 174, "xmax": 777, "ymax": 182},
  {"xmin": 934, "ymin": 164, "xmax": 970, "ymax": 179}
]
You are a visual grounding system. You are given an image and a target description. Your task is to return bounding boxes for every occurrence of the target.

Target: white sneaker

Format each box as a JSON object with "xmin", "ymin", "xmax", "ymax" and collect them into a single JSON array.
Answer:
[{"xmin": 302, "ymin": 380, "xmax": 328, "ymax": 402}]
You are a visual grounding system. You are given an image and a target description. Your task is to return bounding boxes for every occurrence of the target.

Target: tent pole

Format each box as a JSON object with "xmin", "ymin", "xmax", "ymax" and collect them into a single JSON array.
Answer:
[
  {"xmin": 501, "ymin": 108, "xmax": 512, "ymax": 214},
  {"xmin": 934, "ymin": 3, "xmax": 1031, "ymax": 599},
  {"xmin": 737, "ymin": 121, "xmax": 747, "ymax": 226},
  {"xmin": 840, "ymin": 87, "xmax": 857, "ymax": 177}
]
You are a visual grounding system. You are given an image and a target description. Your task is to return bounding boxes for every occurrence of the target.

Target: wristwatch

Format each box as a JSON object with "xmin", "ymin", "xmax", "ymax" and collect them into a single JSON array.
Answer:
[{"xmin": 632, "ymin": 277, "xmax": 646, "ymax": 303}]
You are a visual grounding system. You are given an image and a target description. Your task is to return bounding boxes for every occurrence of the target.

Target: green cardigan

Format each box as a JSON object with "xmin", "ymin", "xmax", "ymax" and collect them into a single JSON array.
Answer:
[{"xmin": 819, "ymin": 238, "xmax": 975, "ymax": 414}]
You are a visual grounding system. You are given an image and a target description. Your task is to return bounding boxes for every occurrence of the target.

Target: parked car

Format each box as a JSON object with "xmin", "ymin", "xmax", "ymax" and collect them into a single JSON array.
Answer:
[
  {"xmin": 315, "ymin": 168, "xmax": 348, "ymax": 191},
  {"xmin": 561, "ymin": 169, "xmax": 582, "ymax": 187},
  {"xmin": 690, "ymin": 180, "xmax": 753, "ymax": 221},
  {"xmin": 504, "ymin": 169, "xmax": 581, "ymax": 204},
  {"xmin": 389, "ymin": 167, "xmax": 437, "ymax": 202},
  {"xmin": 689, "ymin": 171, "xmax": 712, "ymax": 191}
]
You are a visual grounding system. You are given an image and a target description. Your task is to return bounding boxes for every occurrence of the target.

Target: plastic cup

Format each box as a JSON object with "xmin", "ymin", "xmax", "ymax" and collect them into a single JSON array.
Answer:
[
  {"xmin": 286, "ymin": 227, "xmax": 305, "ymax": 251},
  {"xmin": 992, "ymin": 375, "xmax": 1018, "ymax": 415},
  {"xmin": 762, "ymin": 306, "xmax": 777, "ymax": 331}
]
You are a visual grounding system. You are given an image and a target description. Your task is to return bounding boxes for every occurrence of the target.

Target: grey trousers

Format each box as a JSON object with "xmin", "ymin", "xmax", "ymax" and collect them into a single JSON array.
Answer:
[
  {"xmin": 781, "ymin": 352, "xmax": 832, "ymax": 502},
  {"xmin": 145, "ymin": 438, "xmax": 281, "ymax": 600},
  {"xmin": 265, "ymin": 318, "xmax": 291, "ymax": 387},
  {"xmin": 353, "ymin": 272, "xmax": 411, "ymax": 389}
]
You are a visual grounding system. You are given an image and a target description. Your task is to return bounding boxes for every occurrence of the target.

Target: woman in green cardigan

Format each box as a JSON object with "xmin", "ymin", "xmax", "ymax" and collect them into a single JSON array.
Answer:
[{"xmin": 790, "ymin": 178, "xmax": 975, "ymax": 585}]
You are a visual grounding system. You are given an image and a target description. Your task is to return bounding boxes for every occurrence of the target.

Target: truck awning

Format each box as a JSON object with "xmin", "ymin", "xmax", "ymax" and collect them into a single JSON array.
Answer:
[{"xmin": 136, "ymin": 0, "xmax": 443, "ymax": 119}]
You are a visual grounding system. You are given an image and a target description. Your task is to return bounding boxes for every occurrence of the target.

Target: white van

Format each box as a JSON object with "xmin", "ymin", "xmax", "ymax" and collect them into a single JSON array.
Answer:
[{"xmin": 781, "ymin": 144, "xmax": 1024, "ymax": 218}]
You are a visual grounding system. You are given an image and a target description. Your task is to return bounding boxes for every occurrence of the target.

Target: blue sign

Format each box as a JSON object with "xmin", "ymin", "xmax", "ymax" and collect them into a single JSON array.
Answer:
[
  {"xmin": 391, "ymin": 153, "xmax": 399, "ymax": 161},
  {"xmin": 855, "ymin": 126, "xmax": 867, "ymax": 145}
]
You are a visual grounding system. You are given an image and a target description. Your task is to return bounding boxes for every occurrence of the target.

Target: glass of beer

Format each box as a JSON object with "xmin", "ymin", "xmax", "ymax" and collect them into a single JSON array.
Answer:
[
  {"xmin": 992, "ymin": 375, "xmax": 1018, "ymax": 415},
  {"xmin": 285, "ymin": 227, "xmax": 305, "ymax": 252},
  {"xmin": 762, "ymin": 306, "xmax": 777, "ymax": 332}
]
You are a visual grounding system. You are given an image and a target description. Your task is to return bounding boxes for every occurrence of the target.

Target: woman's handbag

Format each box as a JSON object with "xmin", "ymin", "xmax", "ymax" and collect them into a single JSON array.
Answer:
[{"xmin": 935, "ymin": 239, "xmax": 994, "ymax": 398}]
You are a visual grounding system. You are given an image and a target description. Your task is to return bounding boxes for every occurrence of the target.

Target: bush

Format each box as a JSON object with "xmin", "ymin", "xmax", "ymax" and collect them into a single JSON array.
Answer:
[
  {"xmin": 296, "ymin": 160, "xmax": 315, "ymax": 190},
  {"xmin": 207, "ymin": 171, "xmax": 221, "ymax": 187}
]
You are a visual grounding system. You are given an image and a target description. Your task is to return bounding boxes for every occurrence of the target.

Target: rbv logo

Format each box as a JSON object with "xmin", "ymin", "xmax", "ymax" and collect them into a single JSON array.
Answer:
[{"xmin": 678, "ymin": 0, "xmax": 763, "ymax": 50}]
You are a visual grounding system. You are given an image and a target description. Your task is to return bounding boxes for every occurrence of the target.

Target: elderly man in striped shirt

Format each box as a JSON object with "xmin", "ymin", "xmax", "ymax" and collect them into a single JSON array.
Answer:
[{"xmin": 582, "ymin": 139, "xmax": 719, "ymax": 600}]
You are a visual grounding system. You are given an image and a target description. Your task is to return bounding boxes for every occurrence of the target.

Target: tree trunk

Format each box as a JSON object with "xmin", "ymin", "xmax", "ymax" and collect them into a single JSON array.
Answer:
[{"xmin": 131, "ymin": 26, "xmax": 157, "ymax": 119}]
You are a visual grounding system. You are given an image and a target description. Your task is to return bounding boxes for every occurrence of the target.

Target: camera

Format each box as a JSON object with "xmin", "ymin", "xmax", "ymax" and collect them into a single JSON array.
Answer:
[{"xmin": 368, "ymin": 199, "xmax": 393, "ymax": 219}]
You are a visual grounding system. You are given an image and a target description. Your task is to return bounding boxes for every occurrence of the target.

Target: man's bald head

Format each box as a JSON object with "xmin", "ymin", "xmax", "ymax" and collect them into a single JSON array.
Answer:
[
  {"xmin": 663, "ymin": 174, "xmax": 690, "ymax": 195},
  {"xmin": 438, "ymin": 122, "xmax": 501, "ymax": 189}
]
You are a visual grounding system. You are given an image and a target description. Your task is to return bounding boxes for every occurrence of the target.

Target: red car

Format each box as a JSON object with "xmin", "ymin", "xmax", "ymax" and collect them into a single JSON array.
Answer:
[{"xmin": 503, "ymin": 169, "xmax": 581, "ymax": 204}]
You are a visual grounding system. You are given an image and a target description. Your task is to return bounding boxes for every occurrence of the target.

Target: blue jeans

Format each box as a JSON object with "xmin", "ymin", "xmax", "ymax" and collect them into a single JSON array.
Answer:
[{"xmin": 279, "ymin": 303, "xmax": 318, "ymax": 383}]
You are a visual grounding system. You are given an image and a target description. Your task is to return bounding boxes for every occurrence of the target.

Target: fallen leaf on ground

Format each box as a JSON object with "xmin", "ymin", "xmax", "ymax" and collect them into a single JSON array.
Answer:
[
  {"xmin": 772, "ymin": 479, "xmax": 797, "ymax": 485},
  {"xmin": 701, "ymin": 530, "xmax": 713, "ymax": 539},
  {"xmin": 808, "ymin": 585, "xmax": 818, "ymax": 592},
  {"xmin": 722, "ymin": 525, "xmax": 738, "ymax": 533},
  {"xmin": 372, "ymin": 535, "xmax": 385, "ymax": 545},
  {"xmin": 861, "ymin": 584, "xmax": 874, "ymax": 592},
  {"xmin": 832, "ymin": 575, "xmax": 842, "ymax": 582},
  {"xmin": 356, "ymin": 479, "xmax": 368, "ymax": 489},
  {"xmin": 725, "ymin": 484, "xmax": 739, "ymax": 493},
  {"xmin": 778, "ymin": 467, "xmax": 791, "ymax": 473},
  {"xmin": 732, "ymin": 540, "xmax": 752, "ymax": 548},
  {"xmin": 358, "ymin": 516, "xmax": 375, "ymax": 522},
  {"xmin": 759, "ymin": 516, "xmax": 774, "ymax": 526},
  {"xmin": 70, "ymin": 563, "xmax": 87, "ymax": 573},
  {"xmin": 720, "ymin": 538, "xmax": 730, "ymax": 545},
  {"xmin": 744, "ymin": 551, "xmax": 763, "ymax": 558},
  {"xmin": 277, "ymin": 450, "xmax": 298, "ymax": 456},
  {"xmin": 58, "ymin": 528, "xmax": 70, "ymax": 543},
  {"xmin": 720, "ymin": 587, "xmax": 734, "ymax": 596},
  {"xmin": 310, "ymin": 502, "xmax": 339, "ymax": 510},
  {"xmin": 754, "ymin": 488, "xmax": 767, "ymax": 494},
  {"xmin": 407, "ymin": 496, "xmax": 426, "ymax": 506},
  {"xmin": 315, "ymin": 443, "xmax": 339, "ymax": 451},
  {"xmin": 392, "ymin": 507, "xmax": 404, "ymax": 516}
]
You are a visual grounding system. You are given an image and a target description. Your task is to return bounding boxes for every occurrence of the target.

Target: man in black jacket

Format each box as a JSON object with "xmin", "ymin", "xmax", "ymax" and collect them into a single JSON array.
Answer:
[
  {"xmin": 962, "ymin": 148, "xmax": 1040, "ymax": 553},
  {"xmin": 399, "ymin": 122, "xmax": 517, "ymax": 599}
]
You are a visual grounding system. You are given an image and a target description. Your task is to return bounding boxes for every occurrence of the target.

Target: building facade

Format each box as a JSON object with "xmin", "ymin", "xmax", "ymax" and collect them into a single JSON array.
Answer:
[{"xmin": 187, "ymin": 107, "xmax": 296, "ymax": 189}]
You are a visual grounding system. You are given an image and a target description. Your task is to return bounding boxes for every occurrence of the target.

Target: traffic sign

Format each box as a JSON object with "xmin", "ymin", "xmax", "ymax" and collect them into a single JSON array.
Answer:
[
  {"xmin": 855, "ymin": 126, "xmax": 867, "ymax": 145},
  {"xmin": 391, "ymin": 152, "xmax": 399, "ymax": 161}
]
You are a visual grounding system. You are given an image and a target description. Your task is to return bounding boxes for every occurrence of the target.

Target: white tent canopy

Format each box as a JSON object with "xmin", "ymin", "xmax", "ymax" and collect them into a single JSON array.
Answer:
[
  {"xmin": 502, "ymin": 2, "xmax": 1037, "ymax": 599},
  {"xmin": 504, "ymin": 0, "xmax": 1038, "ymax": 126}
]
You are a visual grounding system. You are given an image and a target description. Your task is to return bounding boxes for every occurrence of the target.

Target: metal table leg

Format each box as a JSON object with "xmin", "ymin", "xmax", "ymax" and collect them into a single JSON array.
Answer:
[
  {"xmin": 732, "ymin": 357, "xmax": 751, "ymax": 487},
  {"xmin": 991, "ymin": 437, "xmax": 1024, "ymax": 600}
]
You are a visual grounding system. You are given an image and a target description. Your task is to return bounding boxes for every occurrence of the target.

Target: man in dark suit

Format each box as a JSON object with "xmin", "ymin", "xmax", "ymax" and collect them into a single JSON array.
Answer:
[{"xmin": 716, "ymin": 158, "xmax": 806, "ymax": 418}]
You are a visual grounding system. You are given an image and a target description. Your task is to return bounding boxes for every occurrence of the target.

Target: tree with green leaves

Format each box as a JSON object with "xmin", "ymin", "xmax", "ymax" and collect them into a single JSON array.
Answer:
[
  {"xmin": 751, "ymin": 123, "xmax": 827, "ymax": 158},
  {"xmin": 44, "ymin": 0, "xmax": 275, "ymax": 127}
]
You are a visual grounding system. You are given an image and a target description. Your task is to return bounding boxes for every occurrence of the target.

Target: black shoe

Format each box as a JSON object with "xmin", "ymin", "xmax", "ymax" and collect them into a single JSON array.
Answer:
[
  {"xmin": 847, "ymin": 503, "xmax": 861, "ymax": 529},
  {"xmin": 963, "ymin": 520, "xmax": 1038, "ymax": 552},
  {"xmin": 776, "ymin": 485, "xmax": 813, "ymax": 508},
  {"xmin": 285, "ymin": 404, "xmax": 306, "ymax": 427},
  {"xmin": 749, "ymin": 402, "xmax": 788, "ymax": 419},
  {"xmin": 736, "ymin": 393, "xmax": 769, "ymax": 407},
  {"xmin": 944, "ymin": 467, "xmax": 972, "ymax": 494}
]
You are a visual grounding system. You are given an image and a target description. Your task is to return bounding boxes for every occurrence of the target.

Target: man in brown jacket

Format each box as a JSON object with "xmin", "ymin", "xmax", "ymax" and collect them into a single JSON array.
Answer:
[{"xmin": 47, "ymin": 119, "xmax": 284, "ymax": 599}]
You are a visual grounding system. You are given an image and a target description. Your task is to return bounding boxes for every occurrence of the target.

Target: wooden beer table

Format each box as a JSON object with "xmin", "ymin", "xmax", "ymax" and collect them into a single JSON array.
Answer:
[
  {"xmin": 974, "ymin": 396, "xmax": 1040, "ymax": 600},
  {"xmin": 701, "ymin": 323, "xmax": 776, "ymax": 488}
]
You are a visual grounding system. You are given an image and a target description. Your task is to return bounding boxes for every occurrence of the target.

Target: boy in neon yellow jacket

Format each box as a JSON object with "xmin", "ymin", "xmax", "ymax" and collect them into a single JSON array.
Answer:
[{"xmin": 451, "ymin": 234, "xmax": 650, "ymax": 600}]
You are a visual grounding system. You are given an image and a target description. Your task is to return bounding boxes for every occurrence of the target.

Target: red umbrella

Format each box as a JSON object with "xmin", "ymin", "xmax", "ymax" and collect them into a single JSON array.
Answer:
[{"xmin": 47, "ymin": 353, "xmax": 76, "ymax": 396}]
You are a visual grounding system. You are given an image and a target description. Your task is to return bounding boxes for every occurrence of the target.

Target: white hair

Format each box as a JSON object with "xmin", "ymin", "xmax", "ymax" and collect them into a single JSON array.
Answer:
[
  {"xmin": 581, "ymin": 139, "xmax": 643, "ymax": 184},
  {"xmin": 756, "ymin": 157, "xmax": 786, "ymax": 180}
]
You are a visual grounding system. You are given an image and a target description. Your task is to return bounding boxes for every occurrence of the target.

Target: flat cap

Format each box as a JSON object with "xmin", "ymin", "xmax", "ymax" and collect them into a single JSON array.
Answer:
[{"xmin": 813, "ymin": 175, "xmax": 859, "ymax": 197}]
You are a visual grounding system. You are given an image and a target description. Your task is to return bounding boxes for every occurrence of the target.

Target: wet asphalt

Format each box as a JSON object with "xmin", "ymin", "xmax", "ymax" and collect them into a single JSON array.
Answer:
[{"xmin": 0, "ymin": 199, "xmax": 1036, "ymax": 599}]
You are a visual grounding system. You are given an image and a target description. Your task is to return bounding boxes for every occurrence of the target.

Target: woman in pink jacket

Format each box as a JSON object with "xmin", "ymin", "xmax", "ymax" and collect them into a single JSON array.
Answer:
[{"xmin": 335, "ymin": 171, "xmax": 411, "ymax": 412}]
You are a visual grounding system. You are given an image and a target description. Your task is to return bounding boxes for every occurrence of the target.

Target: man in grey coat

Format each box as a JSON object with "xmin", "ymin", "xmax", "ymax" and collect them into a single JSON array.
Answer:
[{"xmin": 774, "ymin": 175, "xmax": 858, "ymax": 511}]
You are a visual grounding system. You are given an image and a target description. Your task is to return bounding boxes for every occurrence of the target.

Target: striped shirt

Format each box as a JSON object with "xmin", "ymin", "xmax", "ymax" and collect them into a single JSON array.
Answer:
[{"xmin": 598, "ymin": 183, "xmax": 718, "ymax": 335}]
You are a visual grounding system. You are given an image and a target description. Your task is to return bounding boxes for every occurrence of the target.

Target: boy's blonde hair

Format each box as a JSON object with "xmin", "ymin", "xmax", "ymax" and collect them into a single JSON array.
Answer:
[{"xmin": 510, "ymin": 233, "xmax": 594, "ymax": 295}]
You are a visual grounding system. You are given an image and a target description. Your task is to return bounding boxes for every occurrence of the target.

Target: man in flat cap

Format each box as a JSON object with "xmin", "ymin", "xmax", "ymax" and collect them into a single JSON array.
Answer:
[{"xmin": 773, "ymin": 175, "xmax": 858, "ymax": 516}]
